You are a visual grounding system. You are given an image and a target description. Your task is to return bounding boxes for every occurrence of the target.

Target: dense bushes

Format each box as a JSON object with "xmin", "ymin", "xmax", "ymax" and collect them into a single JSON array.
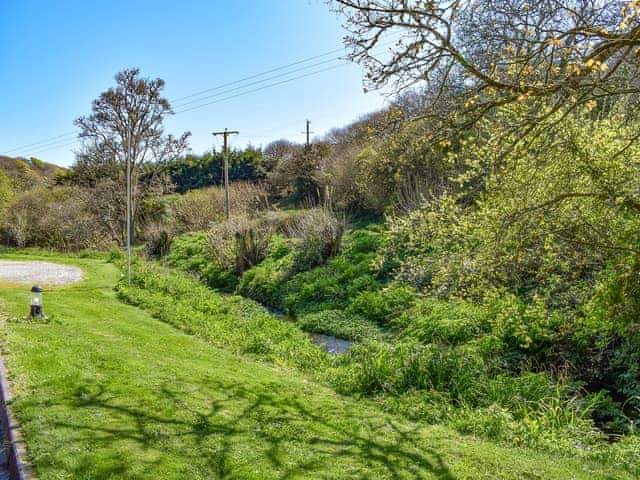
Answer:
[
  {"xmin": 160, "ymin": 148, "xmax": 267, "ymax": 193},
  {"xmin": 0, "ymin": 186, "xmax": 106, "ymax": 250},
  {"xmin": 167, "ymin": 232, "xmax": 237, "ymax": 290},
  {"xmin": 297, "ymin": 310, "xmax": 385, "ymax": 341},
  {"xmin": 170, "ymin": 181, "xmax": 269, "ymax": 233},
  {"xmin": 238, "ymin": 224, "xmax": 381, "ymax": 315}
]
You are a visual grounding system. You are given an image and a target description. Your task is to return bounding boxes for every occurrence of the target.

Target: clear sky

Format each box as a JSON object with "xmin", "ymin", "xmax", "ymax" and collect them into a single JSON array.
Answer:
[{"xmin": 0, "ymin": 0, "xmax": 388, "ymax": 167}]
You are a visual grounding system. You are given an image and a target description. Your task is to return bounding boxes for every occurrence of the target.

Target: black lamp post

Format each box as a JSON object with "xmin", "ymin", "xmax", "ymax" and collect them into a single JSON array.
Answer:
[{"xmin": 30, "ymin": 285, "xmax": 43, "ymax": 319}]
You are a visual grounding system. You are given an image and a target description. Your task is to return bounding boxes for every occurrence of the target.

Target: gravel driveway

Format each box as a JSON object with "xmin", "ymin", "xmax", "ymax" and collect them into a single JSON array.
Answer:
[{"xmin": 0, "ymin": 260, "xmax": 83, "ymax": 285}]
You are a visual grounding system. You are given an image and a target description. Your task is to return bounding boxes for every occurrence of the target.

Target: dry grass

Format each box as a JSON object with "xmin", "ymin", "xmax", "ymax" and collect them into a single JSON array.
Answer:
[{"xmin": 172, "ymin": 182, "xmax": 270, "ymax": 233}]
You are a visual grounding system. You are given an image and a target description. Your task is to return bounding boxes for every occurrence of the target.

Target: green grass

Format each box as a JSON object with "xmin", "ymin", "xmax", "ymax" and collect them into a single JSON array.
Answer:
[{"xmin": 0, "ymin": 253, "xmax": 632, "ymax": 479}]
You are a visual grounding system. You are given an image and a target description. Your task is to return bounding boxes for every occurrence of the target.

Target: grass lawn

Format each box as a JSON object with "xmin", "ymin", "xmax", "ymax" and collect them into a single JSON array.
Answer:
[{"xmin": 0, "ymin": 253, "xmax": 631, "ymax": 479}]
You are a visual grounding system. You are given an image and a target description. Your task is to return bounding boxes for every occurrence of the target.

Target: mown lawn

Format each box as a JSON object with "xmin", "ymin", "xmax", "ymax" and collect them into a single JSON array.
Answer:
[{"xmin": 0, "ymin": 253, "xmax": 631, "ymax": 479}]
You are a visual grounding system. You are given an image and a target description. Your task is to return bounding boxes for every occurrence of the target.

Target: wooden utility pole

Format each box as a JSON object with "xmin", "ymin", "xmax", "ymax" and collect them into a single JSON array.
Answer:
[
  {"xmin": 302, "ymin": 119, "xmax": 314, "ymax": 147},
  {"xmin": 212, "ymin": 128, "xmax": 239, "ymax": 220}
]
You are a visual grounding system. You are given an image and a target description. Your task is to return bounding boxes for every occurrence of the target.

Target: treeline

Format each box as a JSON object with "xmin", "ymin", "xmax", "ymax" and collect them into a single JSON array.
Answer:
[{"xmin": 158, "ymin": 148, "xmax": 266, "ymax": 193}]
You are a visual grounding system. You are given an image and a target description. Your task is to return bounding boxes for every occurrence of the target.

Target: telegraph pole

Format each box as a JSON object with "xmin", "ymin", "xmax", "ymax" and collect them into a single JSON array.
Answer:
[
  {"xmin": 302, "ymin": 119, "xmax": 314, "ymax": 147},
  {"xmin": 212, "ymin": 128, "xmax": 239, "ymax": 221}
]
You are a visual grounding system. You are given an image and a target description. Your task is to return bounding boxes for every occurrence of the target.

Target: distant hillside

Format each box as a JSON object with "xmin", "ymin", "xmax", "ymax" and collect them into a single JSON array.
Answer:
[{"xmin": 0, "ymin": 155, "xmax": 66, "ymax": 182}]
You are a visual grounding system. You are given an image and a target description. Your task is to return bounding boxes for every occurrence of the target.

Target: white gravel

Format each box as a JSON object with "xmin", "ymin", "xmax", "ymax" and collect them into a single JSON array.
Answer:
[{"xmin": 0, "ymin": 260, "xmax": 83, "ymax": 285}]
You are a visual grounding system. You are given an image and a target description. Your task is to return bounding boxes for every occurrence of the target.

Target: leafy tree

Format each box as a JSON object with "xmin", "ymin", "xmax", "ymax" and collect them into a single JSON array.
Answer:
[
  {"xmin": 75, "ymin": 68, "xmax": 190, "ymax": 241},
  {"xmin": 162, "ymin": 147, "xmax": 266, "ymax": 193},
  {"xmin": 334, "ymin": 1, "xmax": 640, "ymax": 142}
]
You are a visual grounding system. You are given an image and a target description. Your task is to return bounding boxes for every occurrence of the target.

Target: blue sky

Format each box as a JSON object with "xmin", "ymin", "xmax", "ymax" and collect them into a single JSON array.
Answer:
[{"xmin": 0, "ymin": 0, "xmax": 388, "ymax": 166}]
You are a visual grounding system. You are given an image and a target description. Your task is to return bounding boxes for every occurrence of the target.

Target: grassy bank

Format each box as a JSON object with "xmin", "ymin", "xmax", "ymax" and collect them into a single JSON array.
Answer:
[{"xmin": 0, "ymin": 253, "xmax": 631, "ymax": 478}]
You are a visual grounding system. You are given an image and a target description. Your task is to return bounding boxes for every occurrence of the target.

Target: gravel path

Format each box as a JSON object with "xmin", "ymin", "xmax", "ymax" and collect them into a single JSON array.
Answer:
[{"xmin": 0, "ymin": 260, "xmax": 83, "ymax": 285}]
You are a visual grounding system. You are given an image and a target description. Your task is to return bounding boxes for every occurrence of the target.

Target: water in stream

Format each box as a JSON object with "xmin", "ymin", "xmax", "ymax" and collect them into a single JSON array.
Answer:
[
  {"xmin": 267, "ymin": 307, "xmax": 353, "ymax": 355},
  {"xmin": 309, "ymin": 334, "xmax": 352, "ymax": 355}
]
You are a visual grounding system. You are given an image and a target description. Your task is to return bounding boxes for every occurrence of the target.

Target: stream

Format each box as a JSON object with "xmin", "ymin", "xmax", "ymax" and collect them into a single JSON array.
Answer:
[{"xmin": 266, "ymin": 308, "xmax": 353, "ymax": 355}]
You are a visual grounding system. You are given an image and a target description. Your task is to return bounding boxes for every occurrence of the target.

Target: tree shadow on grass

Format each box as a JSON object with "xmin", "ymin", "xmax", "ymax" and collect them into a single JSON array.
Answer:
[{"xmin": 30, "ymin": 377, "xmax": 457, "ymax": 479}]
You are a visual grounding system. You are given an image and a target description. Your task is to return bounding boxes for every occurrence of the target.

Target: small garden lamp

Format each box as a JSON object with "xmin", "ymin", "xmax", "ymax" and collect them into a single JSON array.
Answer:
[{"xmin": 30, "ymin": 285, "xmax": 44, "ymax": 319}]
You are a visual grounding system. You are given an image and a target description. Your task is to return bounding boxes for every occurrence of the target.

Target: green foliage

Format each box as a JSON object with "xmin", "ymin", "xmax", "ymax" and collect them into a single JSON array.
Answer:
[
  {"xmin": 297, "ymin": 310, "xmax": 385, "ymax": 341},
  {"xmin": 268, "ymin": 143, "xmax": 328, "ymax": 203},
  {"xmin": 116, "ymin": 259, "xmax": 327, "ymax": 371},
  {"xmin": 396, "ymin": 298, "xmax": 488, "ymax": 345},
  {"xmin": 29, "ymin": 157, "xmax": 45, "ymax": 169},
  {"xmin": 283, "ymin": 254, "xmax": 379, "ymax": 315},
  {"xmin": 287, "ymin": 208, "xmax": 344, "ymax": 273},
  {"xmin": 236, "ymin": 253, "xmax": 293, "ymax": 308},
  {"xmin": 162, "ymin": 148, "xmax": 266, "ymax": 193},
  {"xmin": 167, "ymin": 232, "xmax": 237, "ymax": 290},
  {"xmin": 353, "ymin": 115, "xmax": 458, "ymax": 212},
  {"xmin": 0, "ymin": 170, "xmax": 13, "ymax": 221},
  {"xmin": 331, "ymin": 341, "xmax": 489, "ymax": 401},
  {"xmin": 346, "ymin": 283, "xmax": 416, "ymax": 324}
]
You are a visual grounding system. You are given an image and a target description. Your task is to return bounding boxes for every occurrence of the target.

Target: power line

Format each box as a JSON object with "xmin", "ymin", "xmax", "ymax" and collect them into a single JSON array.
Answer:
[
  {"xmin": 171, "ymin": 56, "xmax": 341, "ymax": 109},
  {"xmin": 21, "ymin": 64, "xmax": 349, "ymax": 157},
  {"xmin": 168, "ymin": 35, "xmax": 400, "ymax": 110},
  {"xmin": 3, "ymin": 131, "xmax": 77, "ymax": 155},
  {"xmin": 173, "ymin": 63, "xmax": 349, "ymax": 115},
  {"xmin": 172, "ymin": 46, "xmax": 346, "ymax": 104},
  {"xmin": 6, "ymin": 36, "xmax": 401, "ymax": 157},
  {"xmin": 2, "ymin": 46, "xmax": 347, "ymax": 156},
  {"xmin": 28, "ymin": 139, "xmax": 79, "ymax": 156}
]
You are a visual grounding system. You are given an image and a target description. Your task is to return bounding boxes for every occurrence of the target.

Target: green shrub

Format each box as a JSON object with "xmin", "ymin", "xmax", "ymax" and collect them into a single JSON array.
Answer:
[
  {"xmin": 347, "ymin": 283, "xmax": 416, "ymax": 324},
  {"xmin": 297, "ymin": 310, "xmax": 385, "ymax": 341},
  {"xmin": 345, "ymin": 227, "xmax": 383, "ymax": 255},
  {"xmin": 396, "ymin": 298, "xmax": 487, "ymax": 344},
  {"xmin": 284, "ymin": 260, "xmax": 379, "ymax": 315},
  {"xmin": 168, "ymin": 233, "xmax": 237, "ymax": 290},
  {"xmin": 236, "ymin": 253, "xmax": 293, "ymax": 309},
  {"xmin": 29, "ymin": 157, "xmax": 45, "ymax": 169},
  {"xmin": 208, "ymin": 215, "xmax": 273, "ymax": 274},
  {"xmin": 331, "ymin": 340, "xmax": 488, "ymax": 401},
  {"xmin": 474, "ymin": 292, "xmax": 568, "ymax": 365}
]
